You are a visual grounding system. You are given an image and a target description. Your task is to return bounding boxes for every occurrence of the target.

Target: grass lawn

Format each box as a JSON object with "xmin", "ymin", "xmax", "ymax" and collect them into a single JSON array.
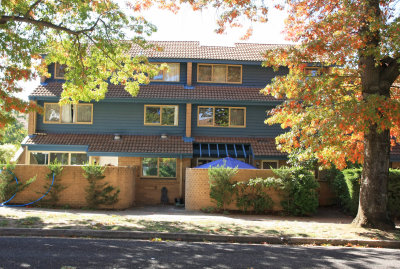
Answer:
[{"xmin": 0, "ymin": 207, "xmax": 399, "ymax": 241}]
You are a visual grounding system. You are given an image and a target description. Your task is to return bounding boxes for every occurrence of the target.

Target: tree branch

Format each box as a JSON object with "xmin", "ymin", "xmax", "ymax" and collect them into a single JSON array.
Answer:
[
  {"xmin": 25, "ymin": 0, "xmax": 43, "ymax": 17},
  {"xmin": 0, "ymin": 15, "xmax": 101, "ymax": 36}
]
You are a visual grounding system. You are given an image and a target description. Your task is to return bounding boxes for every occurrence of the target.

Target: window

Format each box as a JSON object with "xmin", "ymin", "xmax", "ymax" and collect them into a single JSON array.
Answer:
[
  {"xmin": 197, "ymin": 64, "xmax": 242, "ymax": 83},
  {"xmin": 54, "ymin": 63, "xmax": 67, "ymax": 79},
  {"xmin": 29, "ymin": 152, "xmax": 88, "ymax": 165},
  {"xmin": 144, "ymin": 105, "xmax": 178, "ymax": 126},
  {"xmin": 262, "ymin": 161, "xmax": 279, "ymax": 169},
  {"xmin": 44, "ymin": 103, "xmax": 93, "ymax": 124},
  {"xmin": 151, "ymin": 63, "xmax": 180, "ymax": 82},
  {"xmin": 198, "ymin": 106, "xmax": 246, "ymax": 127},
  {"xmin": 142, "ymin": 158, "xmax": 177, "ymax": 178},
  {"xmin": 304, "ymin": 67, "xmax": 321, "ymax": 76}
]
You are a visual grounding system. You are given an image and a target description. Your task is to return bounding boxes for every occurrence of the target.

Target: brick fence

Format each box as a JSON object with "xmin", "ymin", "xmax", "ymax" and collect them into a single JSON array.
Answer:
[
  {"xmin": 7, "ymin": 165, "xmax": 136, "ymax": 209},
  {"xmin": 185, "ymin": 168, "xmax": 336, "ymax": 211}
]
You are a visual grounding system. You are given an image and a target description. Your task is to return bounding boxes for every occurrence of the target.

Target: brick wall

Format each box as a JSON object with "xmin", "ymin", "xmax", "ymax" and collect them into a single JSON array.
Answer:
[
  {"xmin": 9, "ymin": 165, "xmax": 136, "ymax": 209},
  {"xmin": 185, "ymin": 168, "xmax": 284, "ymax": 211},
  {"xmin": 185, "ymin": 168, "xmax": 336, "ymax": 211}
]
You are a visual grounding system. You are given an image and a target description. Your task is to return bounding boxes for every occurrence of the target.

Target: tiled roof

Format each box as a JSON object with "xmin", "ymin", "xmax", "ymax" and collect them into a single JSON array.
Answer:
[
  {"xmin": 31, "ymin": 82, "xmax": 279, "ymax": 102},
  {"xmin": 129, "ymin": 41, "xmax": 291, "ymax": 61},
  {"xmin": 194, "ymin": 136, "xmax": 286, "ymax": 157},
  {"xmin": 24, "ymin": 134, "xmax": 193, "ymax": 155}
]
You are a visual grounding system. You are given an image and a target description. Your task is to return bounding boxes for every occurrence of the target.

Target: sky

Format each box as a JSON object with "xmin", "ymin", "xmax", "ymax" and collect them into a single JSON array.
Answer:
[{"xmin": 17, "ymin": 2, "xmax": 288, "ymax": 101}]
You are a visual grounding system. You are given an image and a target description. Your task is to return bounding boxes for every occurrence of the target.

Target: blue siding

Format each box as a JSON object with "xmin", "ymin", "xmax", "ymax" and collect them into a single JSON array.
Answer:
[
  {"xmin": 191, "ymin": 105, "xmax": 284, "ymax": 138},
  {"xmin": 192, "ymin": 64, "xmax": 288, "ymax": 87},
  {"xmin": 36, "ymin": 101, "xmax": 186, "ymax": 136}
]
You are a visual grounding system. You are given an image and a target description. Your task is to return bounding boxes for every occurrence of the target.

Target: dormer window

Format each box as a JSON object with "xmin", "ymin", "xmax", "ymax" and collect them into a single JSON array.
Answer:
[
  {"xmin": 151, "ymin": 63, "xmax": 180, "ymax": 82},
  {"xmin": 197, "ymin": 64, "xmax": 242, "ymax": 84},
  {"xmin": 54, "ymin": 63, "xmax": 67, "ymax": 79}
]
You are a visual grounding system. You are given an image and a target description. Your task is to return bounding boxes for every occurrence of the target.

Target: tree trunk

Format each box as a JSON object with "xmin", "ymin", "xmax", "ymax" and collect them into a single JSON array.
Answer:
[{"xmin": 352, "ymin": 126, "xmax": 394, "ymax": 229}]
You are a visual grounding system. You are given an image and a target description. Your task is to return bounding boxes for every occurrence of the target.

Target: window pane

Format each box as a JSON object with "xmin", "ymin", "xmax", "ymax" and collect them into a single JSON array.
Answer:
[
  {"xmin": 55, "ymin": 64, "xmax": 67, "ymax": 78},
  {"xmin": 198, "ymin": 65, "xmax": 212, "ymax": 82},
  {"xmin": 61, "ymin": 104, "xmax": 73, "ymax": 123},
  {"xmin": 77, "ymin": 105, "xmax": 92, "ymax": 123},
  {"xmin": 153, "ymin": 69, "xmax": 164, "ymax": 80},
  {"xmin": 213, "ymin": 65, "xmax": 226, "ymax": 83},
  {"xmin": 305, "ymin": 68, "xmax": 319, "ymax": 76},
  {"xmin": 142, "ymin": 158, "xmax": 158, "ymax": 176},
  {"xmin": 30, "ymin": 152, "xmax": 48, "ymax": 165},
  {"xmin": 230, "ymin": 108, "xmax": 245, "ymax": 126},
  {"xmin": 50, "ymin": 153, "xmax": 69, "ymax": 165},
  {"xmin": 161, "ymin": 106, "xmax": 177, "ymax": 126},
  {"xmin": 145, "ymin": 106, "xmax": 161, "ymax": 124},
  {"xmin": 164, "ymin": 63, "xmax": 180, "ymax": 82},
  {"xmin": 215, "ymin": 107, "xmax": 229, "ymax": 127},
  {"xmin": 198, "ymin": 107, "xmax": 213, "ymax": 126},
  {"xmin": 159, "ymin": 158, "xmax": 176, "ymax": 177},
  {"xmin": 262, "ymin": 161, "xmax": 278, "ymax": 169},
  {"xmin": 71, "ymin": 153, "xmax": 88, "ymax": 165},
  {"xmin": 227, "ymin": 66, "xmax": 241, "ymax": 83},
  {"xmin": 45, "ymin": 104, "xmax": 60, "ymax": 123}
]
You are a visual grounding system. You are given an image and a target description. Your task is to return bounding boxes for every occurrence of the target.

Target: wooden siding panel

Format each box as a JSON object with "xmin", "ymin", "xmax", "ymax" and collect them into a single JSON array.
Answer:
[
  {"xmin": 36, "ymin": 101, "xmax": 186, "ymax": 135},
  {"xmin": 191, "ymin": 104, "xmax": 284, "ymax": 137}
]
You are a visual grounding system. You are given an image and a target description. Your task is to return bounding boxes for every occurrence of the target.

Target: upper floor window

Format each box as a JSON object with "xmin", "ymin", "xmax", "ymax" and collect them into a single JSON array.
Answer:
[
  {"xmin": 151, "ymin": 63, "xmax": 180, "ymax": 82},
  {"xmin": 44, "ymin": 103, "xmax": 93, "ymax": 124},
  {"xmin": 54, "ymin": 63, "xmax": 67, "ymax": 79},
  {"xmin": 198, "ymin": 106, "xmax": 246, "ymax": 127},
  {"xmin": 197, "ymin": 64, "xmax": 242, "ymax": 84},
  {"xmin": 144, "ymin": 105, "xmax": 178, "ymax": 126}
]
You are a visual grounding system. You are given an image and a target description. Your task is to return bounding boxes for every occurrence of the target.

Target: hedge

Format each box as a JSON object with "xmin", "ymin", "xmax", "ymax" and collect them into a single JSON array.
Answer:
[{"xmin": 332, "ymin": 168, "xmax": 400, "ymax": 218}]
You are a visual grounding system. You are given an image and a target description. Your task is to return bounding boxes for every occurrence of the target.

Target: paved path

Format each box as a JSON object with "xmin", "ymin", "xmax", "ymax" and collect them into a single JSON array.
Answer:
[{"xmin": 1, "ymin": 237, "xmax": 399, "ymax": 268}]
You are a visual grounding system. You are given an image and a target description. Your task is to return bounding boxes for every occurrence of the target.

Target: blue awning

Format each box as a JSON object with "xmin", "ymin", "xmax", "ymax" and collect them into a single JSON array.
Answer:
[
  {"xmin": 195, "ymin": 157, "xmax": 257, "ymax": 169},
  {"xmin": 193, "ymin": 143, "xmax": 253, "ymax": 158}
]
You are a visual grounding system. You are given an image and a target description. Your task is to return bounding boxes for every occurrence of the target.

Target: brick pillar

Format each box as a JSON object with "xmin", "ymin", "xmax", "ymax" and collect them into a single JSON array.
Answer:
[
  {"xmin": 186, "ymin": 103, "xmax": 192, "ymax": 138},
  {"xmin": 187, "ymin": 62, "xmax": 192, "ymax": 86},
  {"xmin": 27, "ymin": 101, "xmax": 37, "ymax": 135}
]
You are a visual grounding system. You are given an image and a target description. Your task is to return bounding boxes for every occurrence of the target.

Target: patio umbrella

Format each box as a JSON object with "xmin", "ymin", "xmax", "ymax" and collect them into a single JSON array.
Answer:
[{"xmin": 195, "ymin": 157, "xmax": 257, "ymax": 169}]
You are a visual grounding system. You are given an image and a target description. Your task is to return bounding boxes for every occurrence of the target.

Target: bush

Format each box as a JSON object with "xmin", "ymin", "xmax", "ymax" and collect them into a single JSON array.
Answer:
[
  {"xmin": 0, "ymin": 144, "xmax": 18, "ymax": 164},
  {"xmin": 37, "ymin": 161, "xmax": 66, "ymax": 207},
  {"xmin": 82, "ymin": 163, "xmax": 119, "ymax": 209},
  {"xmin": 0, "ymin": 163, "xmax": 35, "ymax": 204},
  {"xmin": 273, "ymin": 167, "xmax": 319, "ymax": 216},
  {"xmin": 235, "ymin": 178, "xmax": 275, "ymax": 213},
  {"xmin": 333, "ymin": 168, "xmax": 400, "ymax": 218},
  {"xmin": 388, "ymin": 170, "xmax": 400, "ymax": 219},
  {"xmin": 331, "ymin": 168, "xmax": 361, "ymax": 216},
  {"xmin": 208, "ymin": 164, "xmax": 238, "ymax": 210}
]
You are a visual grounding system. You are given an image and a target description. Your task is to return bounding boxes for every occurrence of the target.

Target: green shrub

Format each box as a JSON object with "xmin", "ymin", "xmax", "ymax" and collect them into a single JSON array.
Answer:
[
  {"xmin": 82, "ymin": 163, "xmax": 119, "ymax": 209},
  {"xmin": 388, "ymin": 169, "xmax": 400, "ymax": 218},
  {"xmin": 0, "ymin": 144, "xmax": 18, "ymax": 164},
  {"xmin": 332, "ymin": 168, "xmax": 400, "ymax": 218},
  {"xmin": 331, "ymin": 168, "xmax": 361, "ymax": 216},
  {"xmin": 0, "ymin": 163, "xmax": 35, "ymax": 203},
  {"xmin": 234, "ymin": 178, "xmax": 275, "ymax": 213},
  {"xmin": 37, "ymin": 160, "xmax": 66, "ymax": 207},
  {"xmin": 273, "ymin": 167, "xmax": 319, "ymax": 216},
  {"xmin": 208, "ymin": 164, "xmax": 238, "ymax": 210}
]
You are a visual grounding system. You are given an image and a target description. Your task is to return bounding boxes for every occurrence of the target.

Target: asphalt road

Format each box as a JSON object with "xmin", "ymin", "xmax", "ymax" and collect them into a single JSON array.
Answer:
[{"xmin": 0, "ymin": 237, "xmax": 399, "ymax": 269}]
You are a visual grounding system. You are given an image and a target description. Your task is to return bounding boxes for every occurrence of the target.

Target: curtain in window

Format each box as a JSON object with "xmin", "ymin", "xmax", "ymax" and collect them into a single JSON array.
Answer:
[
  {"xmin": 45, "ymin": 104, "xmax": 60, "ymax": 122},
  {"xmin": 61, "ymin": 104, "xmax": 73, "ymax": 123},
  {"xmin": 213, "ymin": 65, "xmax": 226, "ymax": 83},
  {"xmin": 165, "ymin": 63, "xmax": 180, "ymax": 81},
  {"xmin": 230, "ymin": 108, "xmax": 245, "ymax": 126},
  {"xmin": 77, "ymin": 105, "xmax": 92, "ymax": 123}
]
